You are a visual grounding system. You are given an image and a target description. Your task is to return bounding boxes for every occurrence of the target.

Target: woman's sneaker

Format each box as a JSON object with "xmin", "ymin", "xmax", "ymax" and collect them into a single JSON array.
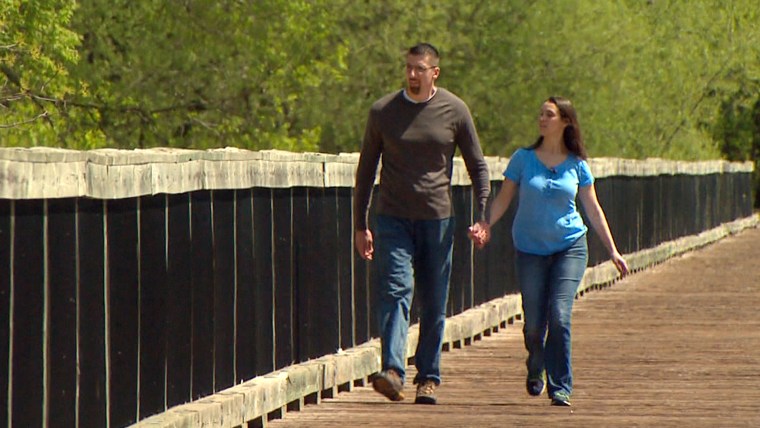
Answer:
[
  {"xmin": 550, "ymin": 391, "xmax": 571, "ymax": 406},
  {"xmin": 526, "ymin": 373, "xmax": 546, "ymax": 396}
]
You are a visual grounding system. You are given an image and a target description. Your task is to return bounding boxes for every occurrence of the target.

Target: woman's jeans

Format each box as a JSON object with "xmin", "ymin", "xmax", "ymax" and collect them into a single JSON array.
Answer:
[
  {"xmin": 515, "ymin": 234, "xmax": 588, "ymax": 397},
  {"xmin": 374, "ymin": 215, "xmax": 454, "ymax": 385}
]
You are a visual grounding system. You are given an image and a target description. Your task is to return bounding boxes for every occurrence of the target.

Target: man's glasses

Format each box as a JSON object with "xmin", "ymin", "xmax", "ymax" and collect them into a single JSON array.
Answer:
[{"xmin": 405, "ymin": 64, "xmax": 437, "ymax": 74}]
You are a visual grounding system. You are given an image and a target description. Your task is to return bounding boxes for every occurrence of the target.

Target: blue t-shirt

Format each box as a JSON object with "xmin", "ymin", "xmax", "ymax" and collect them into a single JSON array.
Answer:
[{"xmin": 504, "ymin": 148, "xmax": 594, "ymax": 255}]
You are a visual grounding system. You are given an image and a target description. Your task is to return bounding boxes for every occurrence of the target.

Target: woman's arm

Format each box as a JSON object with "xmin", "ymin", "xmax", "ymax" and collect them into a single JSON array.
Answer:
[
  {"xmin": 488, "ymin": 178, "xmax": 518, "ymax": 227},
  {"xmin": 578, "ymin": 184, "xmax": 629, "ymax": 275},
  {"xmin": 469, "ymin": 178, "xmax": 518, "ymax": 248}
]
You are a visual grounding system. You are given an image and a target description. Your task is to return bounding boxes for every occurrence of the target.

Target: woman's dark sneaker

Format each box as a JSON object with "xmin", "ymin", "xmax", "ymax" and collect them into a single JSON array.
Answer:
[{"xmin": 526, "ymin": 373, "xmax": 546, "ymax": 396}]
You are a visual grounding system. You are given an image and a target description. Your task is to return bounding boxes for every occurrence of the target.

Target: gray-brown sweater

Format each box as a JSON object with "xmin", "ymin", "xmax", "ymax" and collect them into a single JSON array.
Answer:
[{"xmin": 354, "ymin": 88, "xmax": 491, "ymax": 230}]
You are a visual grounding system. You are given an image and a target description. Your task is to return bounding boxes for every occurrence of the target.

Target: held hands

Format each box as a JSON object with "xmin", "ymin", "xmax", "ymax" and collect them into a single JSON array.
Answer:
[
  {"xmin": 362, "ymin": 221, "xmax": 629, "ymax": 276},
  {"xmin": 358, "ymin": 224, "xmax": 493, "ymax": 259},
  {"xmin": 467, "ymin": 221, "xmax": 491, "ymax": 249}
]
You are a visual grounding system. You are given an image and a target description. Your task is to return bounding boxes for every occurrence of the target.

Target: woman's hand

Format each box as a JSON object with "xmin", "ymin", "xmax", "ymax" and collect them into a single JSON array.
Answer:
[
  {"xmin": 468, "ymin": 221, "xmax": 491, "ymax": 249},
  {"xmin": 611, "ymin": 251, "xmax": 629, "ymax": 276}
]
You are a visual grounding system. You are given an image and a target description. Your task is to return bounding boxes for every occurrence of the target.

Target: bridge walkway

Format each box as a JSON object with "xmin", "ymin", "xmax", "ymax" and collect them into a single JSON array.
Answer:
[{"xmin": 267, "ymin": 226, "xmax": 760, "ymax": 427}]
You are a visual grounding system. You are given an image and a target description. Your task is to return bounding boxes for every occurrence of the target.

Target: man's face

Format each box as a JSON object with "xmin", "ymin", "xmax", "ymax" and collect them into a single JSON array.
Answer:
[{"xmin": 405, "ymin": 53, "xmax": 439, "ymax": 97}]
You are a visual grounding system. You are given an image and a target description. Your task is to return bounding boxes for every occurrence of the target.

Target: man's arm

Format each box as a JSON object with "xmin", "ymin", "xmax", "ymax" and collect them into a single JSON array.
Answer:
[
  {"xmin": 354, "ymin": 110, "xmax": 382, "ymax": 231},
  {"xmin": 354, "ymin": 109, "xmax": 383, "ymax": 261},
  {"xmin": 456, "ymin": 109, "xmax": 491, "ymax": 223}
]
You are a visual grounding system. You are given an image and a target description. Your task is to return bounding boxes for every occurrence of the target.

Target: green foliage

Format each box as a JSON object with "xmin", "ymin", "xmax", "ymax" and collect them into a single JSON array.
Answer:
[
  {"xmin": 1, "ymin": 0, "xmax": 759, "ymax": 188},
  {"xmin": 426, "ymin": 0, "xmax": 759, "ymax": 161},
  {"xmin": 62, "ymin": 0, "xmax": 348, "ymax": 150},
  {"xmin": 1, "ymin": 0, "xmax": 81, "ymax": 145}
]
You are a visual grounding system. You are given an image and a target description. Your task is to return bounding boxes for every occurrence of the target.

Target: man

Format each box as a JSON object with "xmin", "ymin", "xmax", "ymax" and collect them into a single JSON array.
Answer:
[{"xmin": 353, "ymin": 42, "xmax": 491, "ymax": 405}]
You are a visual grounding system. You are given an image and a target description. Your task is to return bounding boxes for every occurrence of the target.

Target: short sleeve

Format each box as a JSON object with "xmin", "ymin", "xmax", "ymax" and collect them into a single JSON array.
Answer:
[
  {"xmin": 578, "ymin": 159, "xmax": 594, "ymax": 187},
  {"xmin": 504, "ymin": 148, "xmax": 527, "ymax": 183}
]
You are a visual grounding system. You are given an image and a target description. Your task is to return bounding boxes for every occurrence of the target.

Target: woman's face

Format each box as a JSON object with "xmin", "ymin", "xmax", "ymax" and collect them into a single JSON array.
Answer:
[{"xmin": 538, "ymin": 101, "xmax": 567, "ymax": 138}]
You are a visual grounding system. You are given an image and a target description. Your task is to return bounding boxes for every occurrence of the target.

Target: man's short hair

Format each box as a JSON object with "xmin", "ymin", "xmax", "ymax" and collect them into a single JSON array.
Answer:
[{"xmin": 408, "ymin": 43, "xmax": 439, "ymax": 61}]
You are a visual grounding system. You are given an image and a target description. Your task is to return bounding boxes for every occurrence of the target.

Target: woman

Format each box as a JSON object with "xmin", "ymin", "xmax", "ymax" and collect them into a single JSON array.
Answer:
[{"xmin": 469, "ymin": 96, "xmax": 628, "ymax": 406}]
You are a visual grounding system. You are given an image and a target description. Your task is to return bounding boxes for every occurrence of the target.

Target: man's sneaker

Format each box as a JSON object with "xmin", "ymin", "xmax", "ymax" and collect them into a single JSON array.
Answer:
[
  {"xmin": 414, "ymin": 380, "xmax": 437, "ymax": 405},
  {"xmin": 550, "ymin": 391, "xmax": 571, "ymax": 407},
  {"xmin": 372, "ymin": 369, "xmax": 405, "ymax": 401},
  {"xmin": 526, "ymin": 373, "xmax": 546, "ymax": 396}
]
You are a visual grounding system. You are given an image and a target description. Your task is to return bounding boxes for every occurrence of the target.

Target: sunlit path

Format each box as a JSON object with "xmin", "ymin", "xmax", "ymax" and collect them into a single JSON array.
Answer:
[{"xmin": 268, "ymin": 226, "xmax": 760, "ymax": 427}]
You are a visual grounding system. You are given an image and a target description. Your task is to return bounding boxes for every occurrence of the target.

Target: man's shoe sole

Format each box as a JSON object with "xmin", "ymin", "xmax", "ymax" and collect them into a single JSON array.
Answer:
[
  {"xmin": 372, "ymin": 376, "xmax": 404, "ymax": 401},
  {"xmin": 551, "ymin": 398, "xmax": 571, "ymax": 407}
]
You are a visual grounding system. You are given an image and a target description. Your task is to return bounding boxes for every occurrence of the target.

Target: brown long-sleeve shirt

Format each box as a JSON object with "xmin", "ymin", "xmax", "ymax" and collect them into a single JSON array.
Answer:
[{"xmin": 354, "ymin": 88, "xmax": 491, "ymax": 230}]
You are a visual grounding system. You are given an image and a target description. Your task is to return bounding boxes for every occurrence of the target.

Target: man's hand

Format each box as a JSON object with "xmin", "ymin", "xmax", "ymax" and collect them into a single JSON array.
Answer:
[{"xmin": 355, "ymin": 229, "xmax": 374, "ymax": 260}]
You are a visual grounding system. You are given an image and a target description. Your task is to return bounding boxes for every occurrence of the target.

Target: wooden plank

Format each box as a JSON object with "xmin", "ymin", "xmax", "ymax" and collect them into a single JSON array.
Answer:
[
  {"xmin": 166, "ymin": 193, "xmax": 192, "ymax": 406},
  {"xmin": 234, "ymin": 189, "xmax": 256, "ymax": 382},
  {"xmin": 252, "ymin": 188, "xmax": 274, "ymax": 375},
  {"xmin": 190, "ymin": 191, "xmax": 214, "ymax": 399},
  {"xmin": 212, "ymin": 190, "xmax": 236, "ymax": 390},
  {"xmin": 106, "ymin": 198, "xmax": 139, "ymax": 427},
  {"xmin": 307, "ymin": 188, "xmax": 340, "ymax": 359},
  {"xmin": 0, "ymin": 199, "xmax": 11, "ymax": 426},
  {"xmin": 336, "ymin": 187, "xmax": 354, "ymax": 349},
  {"xmin": 273, "ymin": 188, "xmax": 294, "ymax": 368},
  {"xmin": 47, "ymin": 198, "xmax": 78, "ymax": 427},
  {"xmin": 139, "ymin": 195, "xmax": 168, "ymax": 418},
  {"xmin": 77, "ymin": 198, "xmax": 107, "ymax": 426},
  {"xmin": 292, "ymin": 188, "xmax": 309, "ymax": 362},
  {"xmin": 11, "ymin": 200, "xmax": 45, "ymax": 427}
]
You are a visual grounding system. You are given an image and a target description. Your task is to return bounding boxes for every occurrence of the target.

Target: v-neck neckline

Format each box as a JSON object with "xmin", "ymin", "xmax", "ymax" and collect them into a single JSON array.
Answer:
[{"xmin": 533, "ymin": 149, "xmax": 568, "ymax": 171}]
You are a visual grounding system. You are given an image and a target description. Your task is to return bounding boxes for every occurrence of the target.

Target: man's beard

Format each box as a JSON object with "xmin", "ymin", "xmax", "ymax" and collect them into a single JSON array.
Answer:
[{"xmin": 408, "ymin": 84, "xmax": 421, "ymax": 95}]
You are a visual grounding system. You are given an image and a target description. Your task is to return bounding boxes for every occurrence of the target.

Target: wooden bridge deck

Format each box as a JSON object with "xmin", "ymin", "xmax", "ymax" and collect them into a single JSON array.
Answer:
[{"xmin": 267, "ymin": 226, "xmax": 760, "ymax": 427}]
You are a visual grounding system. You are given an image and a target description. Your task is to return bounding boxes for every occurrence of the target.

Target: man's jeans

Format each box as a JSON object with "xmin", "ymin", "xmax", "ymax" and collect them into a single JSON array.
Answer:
[
  {"xmin": 515, "ymin": 234, "xmax": 588, "ymax": 397},
  {"xmin": 374, "ymin": 215, "xmax": 454, "ymax": 385}
]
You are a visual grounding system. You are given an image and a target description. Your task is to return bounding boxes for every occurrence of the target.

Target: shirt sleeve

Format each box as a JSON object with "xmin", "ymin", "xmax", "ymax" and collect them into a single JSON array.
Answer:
[
  {"xmin": 504, "ymin": 148, "xmax": 526, "ymax": 183},
  {"xmin": 353, "ymin": 108, "xmax": 383, "ymax": 230},
  {"xmin": 456, "ymin": 106, "xmax": 491, "ymax": 223},
  {"xmin": 578, "ymin": 159, "xmax": 595, "ymax": 187}
]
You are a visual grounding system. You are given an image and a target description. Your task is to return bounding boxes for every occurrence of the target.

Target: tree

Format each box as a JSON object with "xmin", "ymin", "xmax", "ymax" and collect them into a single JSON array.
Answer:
[
  {"xmin": 0, "ymin": 0, "xmax": 80, "ymax": 145},
  {"xmin": 2, "ymin": 0, "xmax": 759, "ymax": 192},
  {"xmin": 61, "ymin": 0, "xmax": 351, "ymax": 150}
]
